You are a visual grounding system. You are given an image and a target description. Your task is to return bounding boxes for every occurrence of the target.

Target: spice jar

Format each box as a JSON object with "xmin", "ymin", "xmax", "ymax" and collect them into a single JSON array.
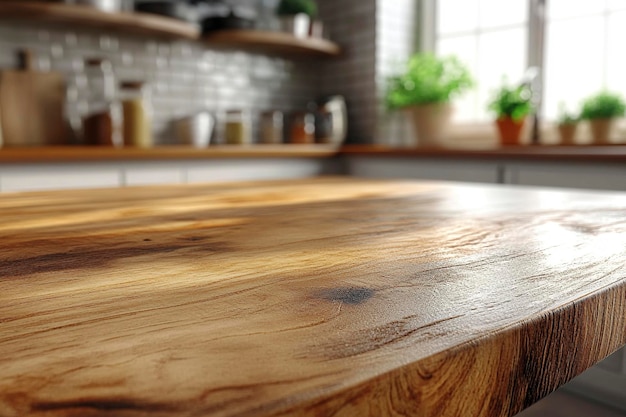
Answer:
[
  {"xmin": 259, "ymin": 110, "xmax": 284, "ymax": 144},
  {"xmin": 120, "ymin": 81, "xmax": 152, "ymax": 148},
  {"xmin": 225, "ymin": 110, "xmax": 251, "ymax": 145},
  {"xmin": 82, "ymin": 58, "xmax": 121, "ymax": 147},
  {"xmin": 289, "ymin": 111, "xmax": 315, "ymax": 144}
]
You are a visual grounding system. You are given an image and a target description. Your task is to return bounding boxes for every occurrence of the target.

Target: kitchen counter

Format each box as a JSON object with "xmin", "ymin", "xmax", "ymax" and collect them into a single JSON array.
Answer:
[{"xmin": 1, "ymin": 177, "xmax": 626, "ymax": 417}]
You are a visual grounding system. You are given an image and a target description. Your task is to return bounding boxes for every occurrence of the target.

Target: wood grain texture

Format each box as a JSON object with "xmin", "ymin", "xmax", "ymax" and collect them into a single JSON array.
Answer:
[
  {"xmin": 1, "ymin": 177, "xmax": 626, "ymax": 417},
  {"xmin": 0, "ymin": 1, "xmax": 199, "ymax": 40}
]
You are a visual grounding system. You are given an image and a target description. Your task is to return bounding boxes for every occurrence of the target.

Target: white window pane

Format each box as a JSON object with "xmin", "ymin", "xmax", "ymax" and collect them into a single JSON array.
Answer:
[
  {"xmin": 437, "ymin": 0, "xmax": 479, "ymax": 35},
  {"xmin": 477, "ymin": 28, "xmax": 528, "ymax": 121},
  {"xmin": 544, "ymin": 16, "xmax": 605, "ymax": 120},
  {"xmin": 607, "ymin": 11, "xmax": 626, "ymax": 94},
  {"xmin": 437, "ymin": 36, "xmax": 479, "ymax": 122},
  {"xmin": 608, "ymin": 0, "xmax": 626, "ymax": 11},
  {"xmin": 547, "ymin": 0, "xmax": 606, "ymax": 20},
  {"xmin": 479, "ymin": 0, "xmax": 528, "ymax": 29}
]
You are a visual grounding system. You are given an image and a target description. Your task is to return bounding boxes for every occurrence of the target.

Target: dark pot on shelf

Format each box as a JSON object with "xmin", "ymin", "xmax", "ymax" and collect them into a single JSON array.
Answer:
[
  {"xmin": 134, "ymin": 1, "xmax": 197, "ymax": 22},
  {"xmin": 202, "ymin": 12, "xmax": 255, "ymax": 32}
]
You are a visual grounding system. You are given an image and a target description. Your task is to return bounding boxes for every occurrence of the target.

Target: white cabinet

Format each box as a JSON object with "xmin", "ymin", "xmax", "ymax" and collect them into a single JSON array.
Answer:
[
  {"xmin": 186, "ymin": 159, "xmax": 338, "ymax": 184},
  {"xmin": 0, "ymin": 158, "xmax": 338, "ymax": 193},
  {"xmin": 346, "ymin": 156, "xmax": 501, "ymax": 184},
  {"xmin": 504, "ymin": 162, "xmax": 626, "ymax": 191},
  {"xmin": 122, "ymin": 163, "xmax": 185, "ymax": 187},
  {"xmin": 0, "ymin": 164, "xmax": 121, "ymax": 193}
]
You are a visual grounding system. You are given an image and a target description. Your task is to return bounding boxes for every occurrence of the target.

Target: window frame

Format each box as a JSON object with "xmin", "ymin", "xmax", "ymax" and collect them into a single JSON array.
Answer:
[{"xmin": 422, "ymin": 0, "xmax": 546, "ymax": 127}]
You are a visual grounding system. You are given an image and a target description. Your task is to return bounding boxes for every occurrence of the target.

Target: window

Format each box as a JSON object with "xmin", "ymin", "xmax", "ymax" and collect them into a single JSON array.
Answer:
[
  {"xmin": 432, "ymin": 0, "xmax": 626, "ymax": 124},
  {"xmin": 544, "ymin": 0, "xmax": 626, "ymax": 119},
  {"xmin": 436, "ymin": 0, "xmax": 529, "ymax": 123}
]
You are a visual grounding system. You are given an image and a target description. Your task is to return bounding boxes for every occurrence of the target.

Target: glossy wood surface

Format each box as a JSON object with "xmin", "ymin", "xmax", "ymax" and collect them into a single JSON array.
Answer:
[
  {"xmin": 1, "ymin": 178, "xmax": 626, "ymax": 417},
  {"xmin": 0, "ymin": 1, "xmax": 199, "ymax": 40},
  {"xmin": 203, "ymin": 30, "xmax": 341, "ymax": 57}
]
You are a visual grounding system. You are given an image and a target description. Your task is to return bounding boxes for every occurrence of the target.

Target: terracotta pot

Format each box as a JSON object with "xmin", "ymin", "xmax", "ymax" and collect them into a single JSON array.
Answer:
[
  {"xmin": 495, "ymin": 117, "xmax": 526, "ymax": 146},
  {"xmin": 558, "ymin": 123, "xmax": 578, "ymax": 145},
  {"xmin": 405, "ymin": 103, "xmax": 453, "ymax": 147},
  {"xmin": 589, "ymin": 118, "xmax": 614, "ymax": 145}
]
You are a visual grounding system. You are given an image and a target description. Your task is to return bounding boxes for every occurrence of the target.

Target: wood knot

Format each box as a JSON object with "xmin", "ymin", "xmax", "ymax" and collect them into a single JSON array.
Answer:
[{"xmin": 315, "ymin": 287, "xmax": 374, "ymax": 305}]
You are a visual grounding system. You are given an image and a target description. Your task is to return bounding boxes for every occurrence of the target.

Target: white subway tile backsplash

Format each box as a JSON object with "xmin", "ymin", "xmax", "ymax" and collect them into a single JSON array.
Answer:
[{"xmin": 0, "ymin": 19, "xmax": 321, "ymax": 145}]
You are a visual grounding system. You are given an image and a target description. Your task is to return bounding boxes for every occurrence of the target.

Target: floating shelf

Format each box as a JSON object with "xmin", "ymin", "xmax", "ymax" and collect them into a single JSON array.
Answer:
[
  {"xmin": 0, "ymin": 1, "xmax": 199, "ymax": 40},
  {"xmin": 203, "ymin": 30, "xmax": 341, "ymax": 58}
]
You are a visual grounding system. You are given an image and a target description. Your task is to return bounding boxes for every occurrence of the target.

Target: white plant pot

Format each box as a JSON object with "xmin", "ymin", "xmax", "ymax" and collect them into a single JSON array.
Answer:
[
  {"xmin": 280, "ymin": 14, "xmax": 311, "ymax": 38},
  {"xmin": 405, "ymin": 103, "xmax": 453, "ymax": 147}
]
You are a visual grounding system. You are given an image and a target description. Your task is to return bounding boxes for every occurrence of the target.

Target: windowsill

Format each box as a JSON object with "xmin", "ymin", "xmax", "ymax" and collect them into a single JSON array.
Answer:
[{"xmin": 341, "ymin": 144, "xmax": 626, "ymax": 163}]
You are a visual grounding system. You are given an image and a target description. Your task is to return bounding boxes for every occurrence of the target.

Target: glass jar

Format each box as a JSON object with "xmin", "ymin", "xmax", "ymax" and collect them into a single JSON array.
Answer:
[
  {"xmin": 82, "ymin": 58, "xmax": 121, "ymax": 147},
  {"xmin": 225, "ymin": 110, "xmax": 252, "ymax": 145},
  {"xmin": 119, "ymin": 81, "xmax": 152, "ymax": 148},
  {"xmin": 289, "ymin": 111, "xmax": 315, "ymax": 144},
  {"xmin": 259, "ymin": 110, "xmax": 284, "ymax": 144}
]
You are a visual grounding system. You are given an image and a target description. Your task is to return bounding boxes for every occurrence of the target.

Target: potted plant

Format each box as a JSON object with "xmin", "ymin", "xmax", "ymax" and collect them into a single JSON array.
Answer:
[
  {"xmin": 556, "ymin": 103, "xmax": 579, "ymax": 145},
  {"xmin": 276, "ymin": 0, "xmax": 317, "ymax": 38},
  {"xmin": 580, "ymin": 91, "xmax": 625, "ymax": 145},
  {"xmin": 386, "ymin": 53, "xmax": 473, "ymax": 147},
  {"xmin": 488, "ymin": 83, "xmax": 532, "ymax": 146}
]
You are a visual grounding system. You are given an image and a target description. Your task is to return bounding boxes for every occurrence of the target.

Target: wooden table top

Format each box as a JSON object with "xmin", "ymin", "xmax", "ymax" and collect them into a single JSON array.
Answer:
[{"xmin": 1, "ymin": 177, "xmax": 626, "ymax": 417}]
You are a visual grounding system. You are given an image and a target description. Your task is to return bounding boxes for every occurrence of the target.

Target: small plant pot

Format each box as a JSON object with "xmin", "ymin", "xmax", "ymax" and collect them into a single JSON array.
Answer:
[
  {"xmin": 280, "ymin": 13, "xmax": 311, "ymax": 38},
  {"xmin": 558, "ymin": 123, "xmax": 578, "ymax": 145},
  {"xmin": 495, "ymin": 117, "xmax": 526, "ymax": 146},
  {"xmin": 589, "ymin": 118, "xmax": 614, "ymax": 145},
  {"xmin": 406, "ymin": 103, "xmax": 453, "ymax": 147}
]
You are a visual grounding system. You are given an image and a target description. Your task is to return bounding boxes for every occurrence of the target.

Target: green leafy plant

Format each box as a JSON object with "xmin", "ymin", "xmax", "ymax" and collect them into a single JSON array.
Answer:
[
  {"xmin": 386, "ymin": 54, "xmax": 473, "ymax": 109},
  {"xmin": 557, "ymin": 102, "xmax": 579, "ymax": 125},
  {"xmin": 276, "ymin": 0, "xmax": 318, "ymax": 18},
  {"xmin": 488, "ymin": 84, "xmax": 532, "ymax": 122},
  {"xmin": 580, "ymin": 91, "xmax": 626, "ymax": 120}
]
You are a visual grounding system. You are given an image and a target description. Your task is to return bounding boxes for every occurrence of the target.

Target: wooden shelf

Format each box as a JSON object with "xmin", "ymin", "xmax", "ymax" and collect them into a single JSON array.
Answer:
[
  {"xmin": 0, "ymin": 145, "xmax": 341, "ymax": 163},
  {"xmin": 0, "ymin": 3, "xmax": 341, "ymax": 57},
  {"xmin": 0, "ymin": 1, "xmax": 199, "ymax": 40},
  {"xmin": 203, "ymin": 30, "xmax": 341, "ymax": 57},
  {"xmin": 5, "ymin": 145, "xmax": 626, "ymax": 164},
  {"xmin": 340, "ymin": 144, "xmax": 626, "ymax": 163}
]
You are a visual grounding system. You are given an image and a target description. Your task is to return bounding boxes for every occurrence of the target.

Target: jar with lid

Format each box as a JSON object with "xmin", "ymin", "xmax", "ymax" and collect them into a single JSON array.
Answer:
[
  {"xmin": 259, "ymin": 110, "xmax": 284, "ymax": 144},
  {"xmin": 120, "ymin": 81, "xmax": 152, "ymax": 148},
  {"xmin": 82, "ymin": 58, "xmax": 121, "ymax": 147},
  {"xmin": 225, "ymin": 110, "xmax": 252, "ymax": 145},
  {"xmin": 289, "ymin": 111, "xmax": 315, "ymax": 144}
]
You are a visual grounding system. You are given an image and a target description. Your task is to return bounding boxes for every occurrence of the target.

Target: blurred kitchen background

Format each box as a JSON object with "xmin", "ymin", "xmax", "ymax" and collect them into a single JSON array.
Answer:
[{"xmin": 0, "ymin": 1, "xmax": 625, "ymax": 415}]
